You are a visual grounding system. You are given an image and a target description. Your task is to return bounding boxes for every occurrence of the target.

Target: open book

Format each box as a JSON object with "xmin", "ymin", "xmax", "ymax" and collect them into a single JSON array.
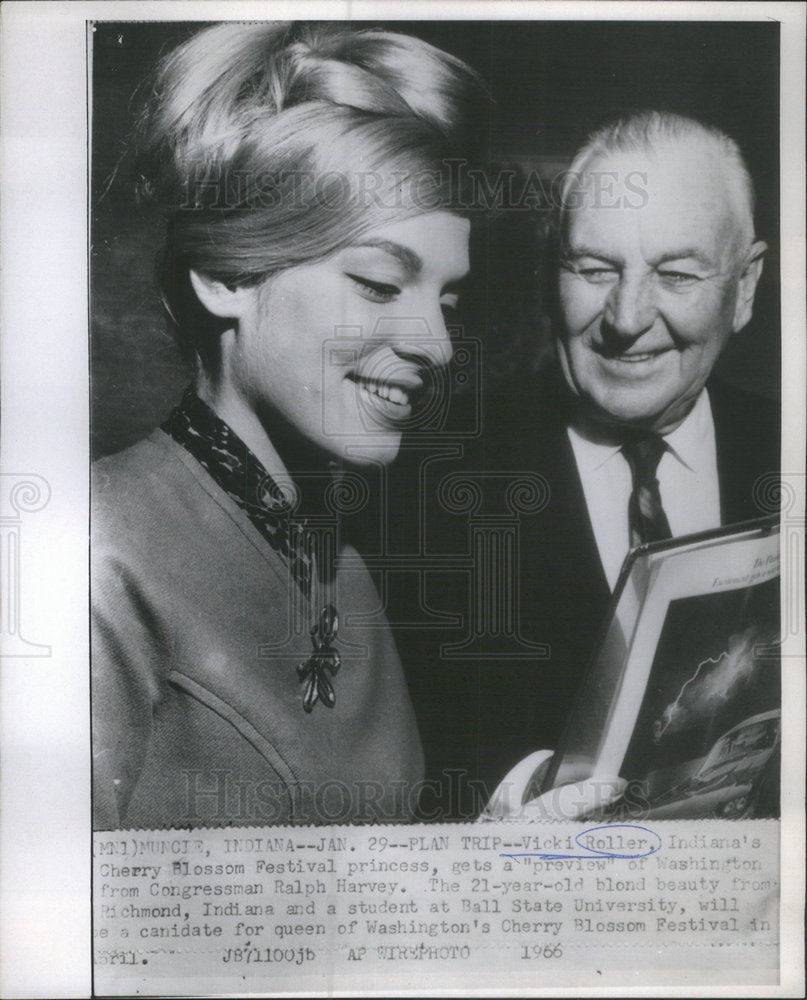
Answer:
[{"xmin": 487, "ymin": 516, "xmax": 781, "ymax": 821}]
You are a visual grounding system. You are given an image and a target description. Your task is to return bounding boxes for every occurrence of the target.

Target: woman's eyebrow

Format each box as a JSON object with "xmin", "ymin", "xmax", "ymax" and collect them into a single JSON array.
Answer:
[{"xmin": 348, "ymin": 239, "xmax": 423, "ymax": 276}]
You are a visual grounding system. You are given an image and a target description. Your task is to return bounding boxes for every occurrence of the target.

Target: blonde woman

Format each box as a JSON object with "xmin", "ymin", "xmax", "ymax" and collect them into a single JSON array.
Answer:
[{"xmin": 92, "ymin": 22, "xmax": 489, "ymax": 829}]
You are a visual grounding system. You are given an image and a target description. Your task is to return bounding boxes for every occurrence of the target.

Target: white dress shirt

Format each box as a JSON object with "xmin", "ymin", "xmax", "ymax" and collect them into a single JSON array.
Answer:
[{"xmin": 567, "ymin": 389, "xmax": 721, "ymax": 591}]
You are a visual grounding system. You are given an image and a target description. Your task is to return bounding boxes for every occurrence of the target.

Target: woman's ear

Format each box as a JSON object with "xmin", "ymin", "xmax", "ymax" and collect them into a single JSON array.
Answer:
[{"xmin": 189, "ymin": 270, "xmax": 254, "ymax": 319}]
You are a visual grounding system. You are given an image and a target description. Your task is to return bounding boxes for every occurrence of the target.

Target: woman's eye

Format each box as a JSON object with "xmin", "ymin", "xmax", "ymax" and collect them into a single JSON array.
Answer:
[{"xmin": 346, "ymin": 274, "xmax": 400, "ymax": 302}]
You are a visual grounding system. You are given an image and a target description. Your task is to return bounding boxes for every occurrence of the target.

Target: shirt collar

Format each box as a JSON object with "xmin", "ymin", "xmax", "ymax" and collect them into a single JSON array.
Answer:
[
  {"xmin": 662, "ymin": 389, "xmax": 714, "ymax": 472},
  {"xmin": 567, "ymin": 413, "xmax": 624, "ymax": 472},
  {"xmin": 568, "ymin": 388, "xmax": 714, "ymax": 473}
]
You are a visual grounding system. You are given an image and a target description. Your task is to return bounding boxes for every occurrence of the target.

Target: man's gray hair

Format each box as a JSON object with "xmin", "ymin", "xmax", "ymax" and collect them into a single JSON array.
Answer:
[{"xmin": 560, "ymin": 110, "xmax": 756, "ymax": 245}]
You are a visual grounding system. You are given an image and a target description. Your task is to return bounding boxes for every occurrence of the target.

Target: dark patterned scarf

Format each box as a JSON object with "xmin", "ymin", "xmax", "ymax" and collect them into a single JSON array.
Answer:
[{"xmin": 162, "ymin": 389, "xmax": 313, "ymax": 600}]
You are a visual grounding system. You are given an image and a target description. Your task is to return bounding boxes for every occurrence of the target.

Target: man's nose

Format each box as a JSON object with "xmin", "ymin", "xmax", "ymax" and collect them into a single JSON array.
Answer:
[{"xmin": 603, "ymin": 275, "xmax": 657, "ymax": 339}]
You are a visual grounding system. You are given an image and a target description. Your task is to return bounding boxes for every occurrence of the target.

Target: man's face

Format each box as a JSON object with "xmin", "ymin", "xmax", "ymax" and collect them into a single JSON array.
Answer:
[{"xmin": 557, "ymin": 140, "xmax": 765, "ymax": 433}]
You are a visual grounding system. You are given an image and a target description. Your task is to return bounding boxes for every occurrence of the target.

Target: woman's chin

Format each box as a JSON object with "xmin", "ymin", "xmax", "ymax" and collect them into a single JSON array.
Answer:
[{"xmin": 332, "ymin": 433, "xmax": 404, "ymax": 468}]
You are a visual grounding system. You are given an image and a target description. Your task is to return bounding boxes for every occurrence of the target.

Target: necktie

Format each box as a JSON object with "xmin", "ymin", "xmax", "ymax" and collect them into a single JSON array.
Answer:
[{"xmin": 622, "ymin": 435, "xmax": 673, "ymax": 547}]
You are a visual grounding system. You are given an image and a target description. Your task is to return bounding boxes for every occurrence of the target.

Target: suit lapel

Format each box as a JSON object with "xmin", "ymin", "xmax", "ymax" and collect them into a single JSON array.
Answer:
[
  {"xmin": 709, "ymin": 379, "xmax": 780, "ymax": 526},
  {"xmin": 529, "ymin": 373, "xmax": 611, "ymax": 604}
]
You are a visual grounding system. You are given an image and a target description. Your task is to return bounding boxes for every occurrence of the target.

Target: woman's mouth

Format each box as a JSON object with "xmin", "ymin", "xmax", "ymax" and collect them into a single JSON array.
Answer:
[
  {"xmin": 348, "ymin": 374, "xmax": 422, "ymax": 424},
  {"xmin": 356, "ymin": 377, "xmax": 411, "ymax": 406}
]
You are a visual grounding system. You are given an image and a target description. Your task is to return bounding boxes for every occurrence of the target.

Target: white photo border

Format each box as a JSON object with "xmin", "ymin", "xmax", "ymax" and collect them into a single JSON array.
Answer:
[{"xmin": 1, "ymin": 2, "xmax": 804, "ymax": 997}]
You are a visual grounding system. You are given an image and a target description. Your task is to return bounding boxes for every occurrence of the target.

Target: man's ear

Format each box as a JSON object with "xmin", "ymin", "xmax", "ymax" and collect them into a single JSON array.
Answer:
[
  {"xmin": 732, "ymin": 240, "xmax": 767, "ymax": 333},
  {"xmin": 189, "ymin": 270, "xmax": 255, "ymax": 319}
]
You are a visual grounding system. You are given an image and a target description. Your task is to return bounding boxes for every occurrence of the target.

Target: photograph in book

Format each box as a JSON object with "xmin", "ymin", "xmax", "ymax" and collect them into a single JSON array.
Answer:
[{"xmin": 621, "ymin": 578, "xmax": 780, "ymax": 819}]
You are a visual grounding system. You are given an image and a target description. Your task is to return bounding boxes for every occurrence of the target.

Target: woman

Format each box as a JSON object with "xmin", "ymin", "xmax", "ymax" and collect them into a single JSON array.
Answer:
[{"xmin": 91, "ymin": 22, "xmax": 489, "ymax": 829}]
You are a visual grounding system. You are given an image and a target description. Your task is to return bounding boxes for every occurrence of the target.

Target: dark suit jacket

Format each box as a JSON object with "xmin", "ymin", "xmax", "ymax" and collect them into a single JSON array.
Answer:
[{"xmin": 398, "ymin": 366, "xmax": 780, "ymax": 812}]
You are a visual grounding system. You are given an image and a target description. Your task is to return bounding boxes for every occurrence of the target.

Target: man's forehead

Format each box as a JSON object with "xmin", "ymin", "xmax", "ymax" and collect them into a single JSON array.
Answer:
[
  {"xmin": 564, "ymin": 142, "xmax": 741, "ymax": 258},
  {"xmin": 575, "ymin": 134, "xmax": 731, "ymax": 194}
]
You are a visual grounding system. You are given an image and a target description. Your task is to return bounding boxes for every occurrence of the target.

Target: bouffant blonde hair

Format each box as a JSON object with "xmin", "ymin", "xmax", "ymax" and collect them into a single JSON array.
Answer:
[{"xmin": 135, "ymin": 22, "xmax": 490, "ymax": 351}]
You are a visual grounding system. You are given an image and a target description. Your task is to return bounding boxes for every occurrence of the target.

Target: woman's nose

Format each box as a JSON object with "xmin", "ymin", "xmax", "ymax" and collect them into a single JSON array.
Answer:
[
  {"xmin": 603, "ymin": 274, "xmax": 658, "ymax": 339},
  {"xmin": 375, "ymin": 310, "xmax": 454, "ymax": 369}
]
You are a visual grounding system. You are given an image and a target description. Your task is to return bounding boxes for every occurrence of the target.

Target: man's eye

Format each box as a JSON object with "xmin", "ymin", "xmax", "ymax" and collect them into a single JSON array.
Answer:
[
  {"xmin": 346, "ymin": 274, "xmax": 400, "ymax": 302},
  {"xmin": 577, "ymin": 267, "xmax": 618, "ymax": 284},
  {"xmin": 659, "ymin": 270, "xmax": 700, "ymax": 286}
]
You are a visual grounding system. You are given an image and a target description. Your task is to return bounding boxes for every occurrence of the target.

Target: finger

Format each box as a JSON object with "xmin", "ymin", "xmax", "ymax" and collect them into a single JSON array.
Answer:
[{"xmin": 515, "ymin": 778, "xmax": 627, "ymax": 822}]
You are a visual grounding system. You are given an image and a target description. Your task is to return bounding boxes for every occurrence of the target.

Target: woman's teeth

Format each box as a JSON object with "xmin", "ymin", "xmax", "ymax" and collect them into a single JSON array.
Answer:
[{"xmin": 360, "ymin": 379, "xmax": 409, "ymax": 405}]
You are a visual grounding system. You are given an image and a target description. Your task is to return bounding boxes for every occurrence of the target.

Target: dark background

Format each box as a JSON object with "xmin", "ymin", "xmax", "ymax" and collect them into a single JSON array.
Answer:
[{"xmin": 91, "ymin": 19, "xmax": 780, "ymax": 459}]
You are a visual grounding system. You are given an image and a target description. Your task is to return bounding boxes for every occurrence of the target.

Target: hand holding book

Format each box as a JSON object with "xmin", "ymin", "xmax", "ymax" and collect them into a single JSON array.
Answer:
[
  {"xmin": 481, "ymin": 518, "xmax": 781, "ymax": 823},
  {"xmin": 480, "ymin": 747, "xmax": 625, "ymax": 822}
]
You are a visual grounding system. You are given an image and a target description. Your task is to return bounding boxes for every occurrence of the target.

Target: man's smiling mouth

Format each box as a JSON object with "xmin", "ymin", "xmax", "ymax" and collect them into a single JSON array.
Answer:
[
  {"xmin": 596, "ymin": 346, "xmax": 674, "ymax": 364},
  {"xmin": 613, "ymin": 350, "xmax": 668, "ymax": 363}
]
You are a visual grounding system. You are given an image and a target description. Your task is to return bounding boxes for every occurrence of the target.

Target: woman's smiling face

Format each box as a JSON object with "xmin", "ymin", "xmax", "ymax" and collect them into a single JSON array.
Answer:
[{"xmin": 227, "ymin": 211, "xmax": 470, "ymax": 466}]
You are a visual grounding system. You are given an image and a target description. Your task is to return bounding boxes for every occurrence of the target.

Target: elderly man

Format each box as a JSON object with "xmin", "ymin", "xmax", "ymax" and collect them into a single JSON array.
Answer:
[
  {"xmin": 552, "ymin": 111, "xmax": 772, "ymax": 587},
  {"xmin": 396, "ymin": 112, "xmax": 779, "ymax": 813},
  {"xmin": 463, "ymin": 111, "xmax": 780, "ymax": 795}
]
